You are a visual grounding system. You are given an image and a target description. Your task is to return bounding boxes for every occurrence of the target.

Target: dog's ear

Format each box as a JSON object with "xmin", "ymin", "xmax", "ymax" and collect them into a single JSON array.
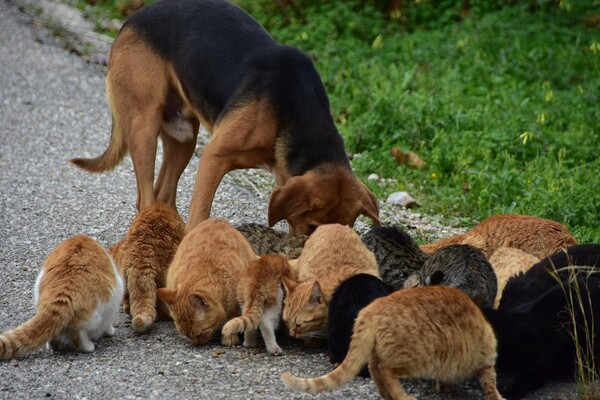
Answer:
[
  {"xmin": 268, "ymin": 177, "xmax": 311, "ymax": 227},
  {"xmin": 359, "ymin": 182, "xmax": 380, "ymax": 226}
]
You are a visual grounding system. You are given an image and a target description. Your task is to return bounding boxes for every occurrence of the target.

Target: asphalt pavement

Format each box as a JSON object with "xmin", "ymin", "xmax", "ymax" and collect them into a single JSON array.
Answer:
[{"xmin": 0, "ymin": 1, "xmax": 578, "ymax": 399}]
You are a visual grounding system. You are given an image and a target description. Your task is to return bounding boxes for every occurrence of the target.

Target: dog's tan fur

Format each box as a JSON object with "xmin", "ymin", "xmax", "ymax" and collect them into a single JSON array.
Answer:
[{"xmin": 71, "ymin": 26, "xmax": 379, "ymax": 235}]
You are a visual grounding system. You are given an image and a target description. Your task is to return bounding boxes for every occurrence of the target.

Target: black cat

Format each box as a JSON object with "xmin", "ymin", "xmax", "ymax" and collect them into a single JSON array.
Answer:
[
  {"xmin": 327, "ymin": 274, "xmax": 393, "ymax": 377},
  {"xmin": 485, "ymin": 276, "xmax": 600, "ymax": 399},
  {"xmin": 500, "ymin": 244, "xmax": 600, "ymax": 310}
]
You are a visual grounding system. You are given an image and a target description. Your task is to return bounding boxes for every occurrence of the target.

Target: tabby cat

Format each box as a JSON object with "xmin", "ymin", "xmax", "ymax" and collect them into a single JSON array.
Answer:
[
  {"xmin": 282, "ymin": 224, "xmax": 379, "ymax": 342},
  {"xmin": 111, "ymin": 203, "xmax": 185, "ymax": 332},
  {"xmin": 282, "ymin": 286, "xmax": 503, "ymax": 400},
  {"xmin": 404, "ymin": 244, "xmax": 498, "ymax": 309},
  {"xmin": 488, "ymin": 247, "xmax": 538, "ymax": 309},
  {"xmin": 360, "ymin": 225, "xmax": 428, "ymax": 290},
  {"xmin": 420, "ymin": 214, "xmax": 577, "ymax": 259},
  {"xmin": 327, "ymin": 274, "xmax": 392, "ymax": 377},
  {"xmin": 156, "ymin": 219, "xmax": 257, "ymax": 345},
  {"xmin": 235, "ymin": 223, "xmax": 307, "ymax": 259},
  {"xmin": 221, "ymin": 254, "xmax": 291, "ymax": 355},
  {"xmin": 0, "ymin": 235, "xmax": 124, "ymax": 359}
]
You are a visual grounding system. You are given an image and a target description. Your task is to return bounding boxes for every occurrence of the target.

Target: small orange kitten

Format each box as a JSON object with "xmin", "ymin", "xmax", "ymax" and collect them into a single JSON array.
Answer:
[
  {"xmin": 488, "ymin": 246, "xmax": 539, "ymax": 308},
  {"xmin": 282, "ymin": 286, "xmax": 504, "ymax": 400},
  {"xmin": 0, "ymin": 236, "xmax": 124, "ymax": 359},
  {"xmin": 421, "ymin": 214, "xmax": 577, "ymax": 259},
  {"xmin": 222, "ymin": 254, "xmax": 291, "ymax": 355},
  {"xmin": 282, "ymin": 224, "xmax": 379, "ymax": 342},
  {"xmin": 110, "ymin": 203, "xmax": 185, "ymax": 333},
  {"xmin": 157, "ymin": 219, "xmax": 257, "ymax": 345}
]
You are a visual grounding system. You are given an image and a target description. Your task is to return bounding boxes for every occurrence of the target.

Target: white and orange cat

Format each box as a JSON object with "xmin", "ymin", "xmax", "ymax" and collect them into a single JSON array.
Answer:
[
  {"xmin": 282, "ymin": 286, "xmax": 504, "ymax": 400},
  {"xmin": 421, "ymin": 214, "xmax": 577, "ymax": 259},
  {"xmin": 157, "ymin": 219, "xmax": 257, "ymax": 345},
  {"xmin": 0, "ymin": 235, "xmax": 124, "ymax": 359},
  {"xmin": 110, "ymin": 203, "xmax": 185, "ymax": 333},
  {"xmin": 282, "ymin": 224, "xmax": 379, "ymax": 342},
  {"xmin": 221, "ymin": 254, "xmax": 291, "ymax": 355}
]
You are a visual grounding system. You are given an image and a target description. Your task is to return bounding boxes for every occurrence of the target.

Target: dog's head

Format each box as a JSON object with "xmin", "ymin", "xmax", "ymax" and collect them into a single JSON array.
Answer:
[{"xmin": 268, "ymin": 165, "xmax": 380, "ymax": 235}]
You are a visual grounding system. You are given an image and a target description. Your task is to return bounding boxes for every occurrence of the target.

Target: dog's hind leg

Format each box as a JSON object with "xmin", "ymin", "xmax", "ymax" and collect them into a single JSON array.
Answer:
[
  {"xmin": 155, "ymin": 118, "xmax": 199, "ymax": 209},
  {"xmin": 105, "ymin": 28, "xmax": 170, "ymax": 211}
]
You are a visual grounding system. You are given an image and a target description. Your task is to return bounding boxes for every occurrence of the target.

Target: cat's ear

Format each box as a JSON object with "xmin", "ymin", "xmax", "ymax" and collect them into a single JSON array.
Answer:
[
  {"xmin": 309, "ymin": 281, "xmax": 323, "ymax": 305},
  {"xmin": 426, "ymin": 271, "xmax": 444, "ymax": 285},
  {"xmin": 157, "ymin": 288, "xmax": 176, "ymax": 305},
  {"xmin": 191, "ymin": 294, "xmax": 209, "ymax": 312},
  {"xmin": 282, "ymin": 276, "xmax": 298, "ymax": 294}
]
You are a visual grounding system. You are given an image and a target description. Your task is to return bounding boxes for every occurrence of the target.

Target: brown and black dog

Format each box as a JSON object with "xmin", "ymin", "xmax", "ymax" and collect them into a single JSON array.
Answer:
[{"xmin": 70, "ymin": 0, "xmax": 379, "ymax": 235}]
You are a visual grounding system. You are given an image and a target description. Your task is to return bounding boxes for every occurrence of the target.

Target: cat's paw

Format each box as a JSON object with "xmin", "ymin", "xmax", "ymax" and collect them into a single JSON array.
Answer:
[
  {"xmin": 221, "ymin": 333, "xmax": 240, "ymax": 346},
  {"xmin": 266, "ymin": 343, "xmax": 283, "ymax": 355},
  {"xmin": 105, "ymin": 324, "xmax": 116, "ymax": 337}
]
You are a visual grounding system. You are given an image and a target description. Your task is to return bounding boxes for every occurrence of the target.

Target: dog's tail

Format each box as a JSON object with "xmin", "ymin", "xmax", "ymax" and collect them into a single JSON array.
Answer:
[
  {"xmin": 70, "ymin": 116, "xmax": 127, "ymax": 172},
  {"xmin": 281, "ymin": 315, "xmax": 375, "ymax": 394}
]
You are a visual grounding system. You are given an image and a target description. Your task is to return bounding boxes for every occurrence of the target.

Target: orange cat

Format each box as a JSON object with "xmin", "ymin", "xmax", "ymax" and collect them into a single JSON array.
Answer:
[
  {"xmin": 282, "ymin": 224, "xmax": 379, "ymax": 342},
  {"xmin": 156, "ymin": 219, "xmax": 257, "ymax": 345},
  {"xmin": 281, "ymin": 286, "xmax": 503, "ymax": 400},
  {"xmin": 111, "ymin": 203, "xmax": 185, "ymax": 333},
  {"xmin": 0, "ymin": 236, "xmax": 124, "ymax": 359},
  {"xmin": 221, "ymin": 254, "xmax": 291, "ymax": 355},
  {"xmin": 488, "ymin": 246, "xmax": 539, "ymax": 308},
  {"xmin": 421, "ymin": 214, "xmax": 576, "ymax": 259}
]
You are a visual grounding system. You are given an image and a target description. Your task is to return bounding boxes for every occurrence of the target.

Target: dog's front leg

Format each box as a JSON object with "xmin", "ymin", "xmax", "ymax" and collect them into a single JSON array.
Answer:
[{"xmin": 186, "ymin": 142, "xmax": 234, "ymax": 232}]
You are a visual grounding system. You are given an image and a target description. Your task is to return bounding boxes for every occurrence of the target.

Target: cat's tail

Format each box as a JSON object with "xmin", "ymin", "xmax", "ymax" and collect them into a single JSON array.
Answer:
[
  {"xmin": 221, "ymin": 296, "xmax": 264, "ymax": 340},
  {"xmin": 128, "ymin": 267, "xmax": 158, "ymax": 333},
  {"xmin": 0, "ymin": 303, "xmax": 72, "ymax": 360},
  {"xmin": 281, "ymin": 316, "xmax": 375, "ymax": 394},
  {"xmin": 69, "ymin": 116, "xmax": 127, "ymax": 172}
]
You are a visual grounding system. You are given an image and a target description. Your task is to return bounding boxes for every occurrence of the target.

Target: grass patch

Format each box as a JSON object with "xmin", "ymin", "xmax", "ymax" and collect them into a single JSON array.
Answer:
[{"xmin": 72, "ymin": 0, "xmax": 600, "ymax": 241}]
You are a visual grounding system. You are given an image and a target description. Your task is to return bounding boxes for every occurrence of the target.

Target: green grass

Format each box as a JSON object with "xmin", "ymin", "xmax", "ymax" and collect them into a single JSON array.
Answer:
[{"xmin": 75, "ymin": 0, "xmax": 600, "ymax": 241}]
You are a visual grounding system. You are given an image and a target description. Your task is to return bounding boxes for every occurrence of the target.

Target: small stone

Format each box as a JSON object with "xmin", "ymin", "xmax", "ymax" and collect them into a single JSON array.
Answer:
[
  {"xmin": 386, "ymin": 191, "xmax": 419, "ymax": 208},
  {"xmin": 367, "ymin": 173, "xmax": 379, "ymax": 181}
]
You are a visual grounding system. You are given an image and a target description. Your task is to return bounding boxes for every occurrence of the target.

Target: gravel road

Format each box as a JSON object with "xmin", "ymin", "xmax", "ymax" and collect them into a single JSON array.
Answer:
[{"xmin": 0, "ymin": 1, "xmax": 578, "ymax": 399}]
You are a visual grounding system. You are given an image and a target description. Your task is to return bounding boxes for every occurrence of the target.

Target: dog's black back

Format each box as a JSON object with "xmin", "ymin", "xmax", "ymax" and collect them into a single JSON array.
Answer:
[
  {"xmin": 124, "ymin": 0, "xmax": 349, "ymax": 175},
  {"xmin": 499, "ymin": 244, "xmax": 600, "ymax": 310},
  {"xmin": 327, "ymin": 274, "xmax": 392, "ymax": 377},
  {"xmin": 485, "ymin": 276, "xmax": 600, "ymax": 399}
]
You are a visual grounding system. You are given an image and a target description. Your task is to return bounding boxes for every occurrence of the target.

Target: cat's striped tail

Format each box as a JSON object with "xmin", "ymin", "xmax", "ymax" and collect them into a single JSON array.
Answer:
[
  {"xmin": 0, "ymin": 305, "xmax": 71, "ymax": 360},
  {"xmin": 221, "ymin": 296, "xmax": 264, "ymax": 341},
  {"xmin": 127, "ymin": 267, "xmax": 159, "ymax": 333},
  {"xmin": 281, "ymin": 316, "xmax": 375, "ymax": 394}
]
